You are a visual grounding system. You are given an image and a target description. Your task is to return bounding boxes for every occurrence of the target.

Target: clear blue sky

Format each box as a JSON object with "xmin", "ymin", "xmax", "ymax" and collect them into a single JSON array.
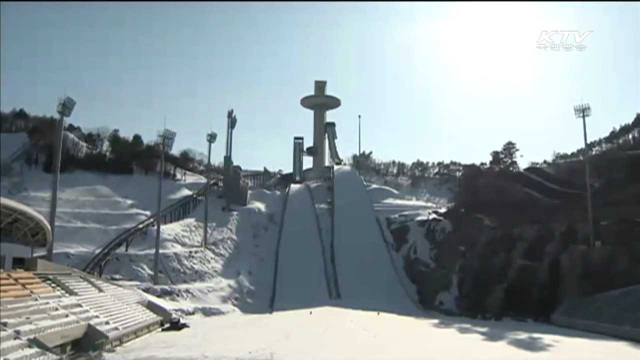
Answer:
[{"xmin": 1, "ymin": 2, "xmax": 638, "ymax": 171}]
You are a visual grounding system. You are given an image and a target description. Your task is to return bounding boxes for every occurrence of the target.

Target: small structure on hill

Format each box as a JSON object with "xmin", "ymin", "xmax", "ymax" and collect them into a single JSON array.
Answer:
[{"xmin": 0, "ymin": 197, "xmax": 51, "ymax": 270}]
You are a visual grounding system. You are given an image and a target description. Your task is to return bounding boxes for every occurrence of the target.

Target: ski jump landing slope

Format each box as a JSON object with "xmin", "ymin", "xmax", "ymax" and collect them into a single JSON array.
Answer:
[
  {"xmin": 272, "ymin": 184, "xmax": 331, "ymax": 311},
  {"xmin": 333, "ymin": 166, "xmax": 419, "ymax": 316}
]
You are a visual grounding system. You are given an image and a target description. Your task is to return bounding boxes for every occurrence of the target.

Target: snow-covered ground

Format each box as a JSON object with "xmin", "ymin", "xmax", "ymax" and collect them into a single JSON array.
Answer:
[
  {"xmin": 127, "ymin": 186, "xmax": 284, "ymax": 317},
  {"xmin": 362, "ymin": 173, "xmax": 455, "ymax": 207},
  {"xmin": 0, "ymin": 163, "xmax": 285, "ymax": 316},
  {"xmin": 106, "ymin": 306, "xmax": 640, "ymax": 360},
  {"xmin": 0, "ymin": 168, "xmax": 207, "ymax": 254},
  {"xmin": 3, "ymin": 159, "xmax": 636, "ymax": 358}
]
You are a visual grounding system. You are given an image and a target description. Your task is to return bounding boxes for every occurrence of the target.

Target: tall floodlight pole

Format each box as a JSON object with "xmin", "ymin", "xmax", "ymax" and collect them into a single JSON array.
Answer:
[
  {"xmin": 47, "ymin": 95, "xmax": 76, "ymax": 261},
  {"xmin": 203, "ymin": 131, "xmax": 217, "ymax": 248},
  {"xmin": 224, "ymin": 109, "xmax": 233, "ymax": 156},
  {"xmin": 574, "ymin": 103, "xmax": 596, "ymax": 247},
  {"xmin": 358, "ymin": 114, "xmax": 361, "ymax": 155},
  {"xmin": 227, "ymin": 110, "xmax": 237, "ymax": 159},
  {"xmin": 154, "ymin": 128, "xmax": 176, "ymax": 285}
]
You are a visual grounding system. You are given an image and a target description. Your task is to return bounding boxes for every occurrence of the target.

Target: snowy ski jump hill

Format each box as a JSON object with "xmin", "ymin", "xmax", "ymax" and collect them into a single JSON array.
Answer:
[
  {"xmin": 272, "ymin": 184, "xmax": 331, "ymax": 311},
  {"xmin": 104, "ymin": 167, "xmax": 639, "ymax": 360},
  {"xmin": 3, "ymin": 158, "xmax": 638, "ymax": 359},
  {"xmin": 271, "ymin": 166, "xmax": 420, "ymax": 316},
  {"xmin": 333, "ymin": 166, "xmax": 418, "ymax": 315}
]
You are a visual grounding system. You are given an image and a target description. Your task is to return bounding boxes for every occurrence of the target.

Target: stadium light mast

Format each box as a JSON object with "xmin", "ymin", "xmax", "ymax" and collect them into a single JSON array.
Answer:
[
  {"xmin": 574, "ymin": 103, "xmax": 597, "ymax": 248},
  {"xmin": 203, "ymin": 131, "xmax": 217, "ymax": 248},
  {"xmin": 154, "ymin": 127, "xmax": 176, "ymax": 285},
  {"xmin": 358, "ymin": 114, "xmax": 361, "ymax": 155},
  {"xmin": 47, "ymin": 95, "xmax": 76, "ymax": 261},
  {"xmin": 225, "ymin": 110, "xmax": 237, "ymax": 159}
]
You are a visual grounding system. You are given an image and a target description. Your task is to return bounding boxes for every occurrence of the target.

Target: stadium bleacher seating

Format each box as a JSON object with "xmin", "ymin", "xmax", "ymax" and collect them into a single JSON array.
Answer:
[{"xmin": 0, "ymin": 269, "xmax": 163, "ymax": 358}]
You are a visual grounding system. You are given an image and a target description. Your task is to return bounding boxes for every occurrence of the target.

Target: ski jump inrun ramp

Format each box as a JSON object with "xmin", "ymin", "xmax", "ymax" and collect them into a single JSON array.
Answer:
[{"xmin": 271, "ymin": 166, "xmax": 418, "ymax": 316}]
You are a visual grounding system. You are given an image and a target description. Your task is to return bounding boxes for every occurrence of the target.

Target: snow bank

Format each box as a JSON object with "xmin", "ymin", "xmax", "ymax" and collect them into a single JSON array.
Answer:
[
  {"xmin": 63, "ymin": 131, "xmax": 89, "ymax": 157},
  {"xmin": 363, "ymin": 173, "xmax": 455, "ymax": 207},
  {"xmin": 366, "ymin": 184, "xmax": 403, "ymax": 203},
  {"xmin": 106, "ymin": 306, "xmax": 638, "ymax": 360}
]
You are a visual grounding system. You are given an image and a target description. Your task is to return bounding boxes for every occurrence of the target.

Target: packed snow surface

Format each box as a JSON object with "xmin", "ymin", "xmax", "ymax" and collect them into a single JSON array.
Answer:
[
  {"xmin": 107, "ymin": 187, "xmax": 284, "ymax": 316},
  {"xmin": 4, "ymin": 165, "xmax": 636, "ymax": 359},
  {"xmin": 106, "ymin": 307, "xmax": 640, "ymax": 360},
  {"xmin": 272, "ymin": 184, "xmax": 330, "ymax": 310},
  {"xmin": 333, "ymin": 166, "xmax": 419, "ymax": 315}
]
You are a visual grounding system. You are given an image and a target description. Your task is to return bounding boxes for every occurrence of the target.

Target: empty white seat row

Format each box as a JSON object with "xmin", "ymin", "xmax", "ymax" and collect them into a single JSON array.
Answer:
[
  {"xmin": 64, "ymin": 283, "xmax": 94, "ymax": 290},
  {"xmin": 80, "ymin": 303, "xmax": 160, "ymax": 339},
  {"xmin": 109, "ymin": 316, "xmax": 161, "ymax": 341},
  {"xmin": 100, "ymin": 283, "xmax": 142, "ymax": 294},
  {"xmin": 91, "ymin": 305, "xmax": 130, "ymax": 319},
  {"xmin": 80, "ymin": 304, "xmax": 122, "ymax": 316},
  {"xmin": 53, "ymin": 300, "xmax": 82, "ymax": 310},
  {"xmin": 108, "ymin": 292, "xmax": 145, "ymax": 306},
  {"xmin": 47, "ymin": 311, "xmax": 68, "ymax": 321},
  {"xmin": 0, "ymin": 297, "xmax": 33, "ymax": 307},
  {"xmin": 115, "ymin": 315, "xmax": 150, "ymax": 331},
  {"xmin": 92, "ymin": 280, "xmax": 143, "ymax": 294},
  {"xmin": 110, "ymin": 306, "xmax": 160, "ymax": 330},
  {"xmin": 48, "ymin": 275, "xmax": 99, "ymax": 296},
  {"xmin": 1, "ymin": 328, "xmax": 15, "ymax": 342},
  {"xmin": 1, "ymin": 305, "xmax": 59, "ymax": 321},
  {"xmin": 14, "ymin": 316, "xmax": 81, "ymax": 338},
  {"xmin": 67, "ymin": 307, "xmax": 91, "ymax": 316},
  {"xmin": 2, "ymin": 317, "xmax": 33, "ymax": 329},
  {"xmin": 35, "ymin": 293, "xmax": 63, "ymax": 301},
  {"xmin": 61, "ymin": 281, "xmax": 93, "ymax": 289},
  {"xmin": 109, "ymin": 311, "xmax": 145, "ymax": 327},
  {"xmin": 77, "ymin": 295, "xmax": 115, "ymax": 306},
  {"xmin": 2, "ymin": 346, "xmax": 59, "ymax": 360},
  {"xmin": 1, "ymin": 338, "xmax": 29, "ymax": 355},
  {"xmin": 82, "ymin": 303, "xmax": 122, "ymax": 315},
  {"xmin": 0, "ymin": 298, "xmax": 45, "ymax": 312},
  {"xmin": 74, "ymin": 313, "xmax": 97, "ymax": 322}
]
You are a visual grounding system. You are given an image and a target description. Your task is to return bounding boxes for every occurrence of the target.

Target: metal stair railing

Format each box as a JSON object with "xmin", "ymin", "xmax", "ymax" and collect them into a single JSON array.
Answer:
[{"xmin": 83, "ymin": 180, "xmax": 218, "ymax": 276}]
